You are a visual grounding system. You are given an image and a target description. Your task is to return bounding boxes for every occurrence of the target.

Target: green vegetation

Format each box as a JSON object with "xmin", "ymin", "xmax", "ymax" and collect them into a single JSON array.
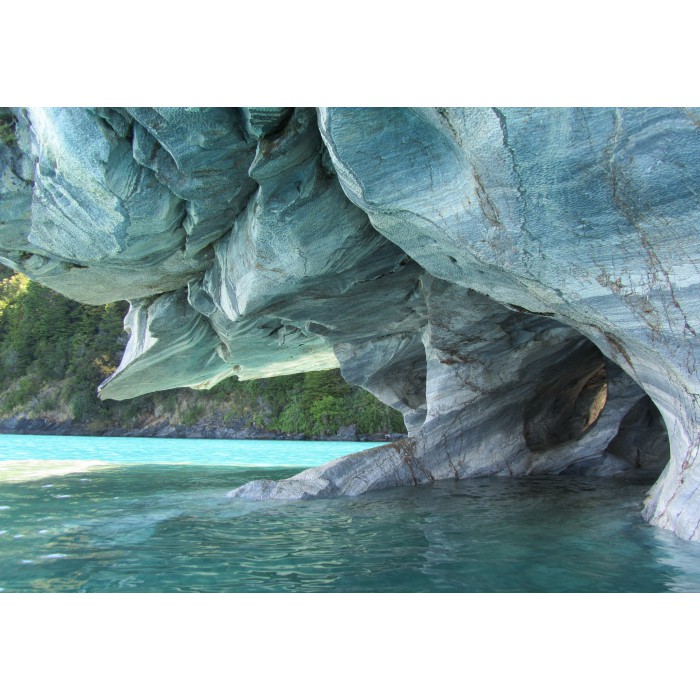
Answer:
[
  {"xmin": 0, "ymin": 265, "xmax": 128, "ymax": 424},
  {"xmin": 0, "ymin": 265, "xmax": 405, "ymax": 437},
  {"xmin": 0, "ymin": 110, "xmax": 16, "ymax": 147}
]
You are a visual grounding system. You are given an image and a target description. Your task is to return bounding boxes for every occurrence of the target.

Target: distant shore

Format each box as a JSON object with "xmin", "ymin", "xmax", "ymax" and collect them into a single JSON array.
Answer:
[{"xmin": 0, "ymin": 415, "xmax": 405, "ymax": 443}]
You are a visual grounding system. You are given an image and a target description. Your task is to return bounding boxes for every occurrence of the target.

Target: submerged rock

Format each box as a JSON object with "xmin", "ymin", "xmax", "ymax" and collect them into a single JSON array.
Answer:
[{"xmin": 1, "ymin": 107, "xmax": 699, "ymax": 541}]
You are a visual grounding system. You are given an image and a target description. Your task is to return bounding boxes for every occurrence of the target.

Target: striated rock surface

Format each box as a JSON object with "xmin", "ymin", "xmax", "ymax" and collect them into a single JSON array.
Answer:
[{"xmin": 1, "ymin": 107, "xmax": 698, "ymax": 540}]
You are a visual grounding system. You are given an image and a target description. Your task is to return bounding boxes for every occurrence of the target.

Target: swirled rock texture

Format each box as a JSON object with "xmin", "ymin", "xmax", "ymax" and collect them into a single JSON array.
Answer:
[{"xmin": 1, "ymin": 107, "xmax": 698, "ymax": 540}]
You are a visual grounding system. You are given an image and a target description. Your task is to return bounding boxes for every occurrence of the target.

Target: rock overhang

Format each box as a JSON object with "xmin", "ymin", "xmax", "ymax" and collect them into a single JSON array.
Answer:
[{"xmin": 0, "ymin": 106, "xmax": 697, "ymax": 540}]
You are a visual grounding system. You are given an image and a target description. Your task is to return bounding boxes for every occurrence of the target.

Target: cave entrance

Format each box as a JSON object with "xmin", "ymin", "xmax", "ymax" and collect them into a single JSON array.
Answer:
[
  {"xmin": 524, "ymin": 348, "xmax": 608, "ymax": 452},
  {"xmin": 606, "ymin": 395, "xmax": 670, "ymax": 475},
  {"xmin": 519, "ymin": 329, "xmax": 669, "ymax": 477}
]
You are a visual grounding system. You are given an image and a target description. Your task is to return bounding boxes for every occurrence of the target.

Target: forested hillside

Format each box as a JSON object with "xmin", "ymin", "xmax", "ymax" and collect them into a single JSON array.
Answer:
[{"xmin": 0, "ymin": 265, "xmax": 405, "ymax": 438}]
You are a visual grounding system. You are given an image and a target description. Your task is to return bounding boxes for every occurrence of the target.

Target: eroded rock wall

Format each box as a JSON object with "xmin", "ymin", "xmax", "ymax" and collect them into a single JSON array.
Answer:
[{"xmin": 1, "ymin": 107, "xmax": 698, "ymax": 540}]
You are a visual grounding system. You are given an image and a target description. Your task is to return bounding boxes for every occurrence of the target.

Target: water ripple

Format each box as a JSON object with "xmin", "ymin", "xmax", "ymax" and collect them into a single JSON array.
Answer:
[{"xmin": 1, "ymin": 436, "xmax": 700, "ymax": 591}]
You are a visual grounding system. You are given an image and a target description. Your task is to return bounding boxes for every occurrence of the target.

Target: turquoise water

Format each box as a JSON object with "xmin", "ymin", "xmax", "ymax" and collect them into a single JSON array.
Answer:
[{"xmin": 1, "ymin": 433, "xmax": 700, "ymax": 592}]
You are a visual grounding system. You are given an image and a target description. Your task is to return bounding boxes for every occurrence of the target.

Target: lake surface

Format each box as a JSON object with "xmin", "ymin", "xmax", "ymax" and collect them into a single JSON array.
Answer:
[{"xmin": 1, "ymin": 433, "xmax": 700, "ymax": 592}]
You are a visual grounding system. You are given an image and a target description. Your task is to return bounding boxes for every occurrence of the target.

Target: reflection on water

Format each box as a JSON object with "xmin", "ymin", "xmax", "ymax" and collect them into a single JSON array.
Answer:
[{"xmin": 1, "ymin": 435, "xmax": 700, "ymax": 592}]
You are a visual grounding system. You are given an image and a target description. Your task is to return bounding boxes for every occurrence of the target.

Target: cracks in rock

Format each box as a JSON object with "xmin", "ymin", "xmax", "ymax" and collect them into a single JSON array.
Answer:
[
  {"xmin": 330, "ymin": 248, "xmax": 415, "ymax": 297},
  {"xmin": 645, "ymin": 424, "xmax": 700, "ymax": 529},
  {"xmin": 604, "ymin": 108, "xmax": 624, "ymax": 206},
  {"xmin": 602, "ymin": 109, "xmax": 698, "ymax": 351},
  {"xmin": 636, "ymin": 224, "xmax": 697, "ymax": 343},
  {"xmin": 341, "ymin": 472, "xmax": 369, "ymax": 495},
  {"xmin": 430, "ymin": 109, "xmax": 514, "ymax": 255},
  {"xmin": 412, "ymin": 134, "xmax": 437, "ymax": 195},
  {"xmin": 502, "ymin": 303, "xmax": 555, "ymax": 317},
  {"xmin": 491, "ymin": 108, "xmax": 540, "ymax": 270},
  {"xmin": 602, "ymin": 331, "xmax": 638, "ymax": 378},
  {"xmin": 660, "ymin": 476, "xmax": 700, "ymax": 537},
  {"xmin": 388, "ymin": 439, "xmax": 426, "ymax": 486},
  {"xmin": 680, "ymin": 435, "xmax": 700, "ymax": 473},
  {"xmin": 444, "ymin": 446, "xmax": 460, "ymax": 479},
  {"xmin": 435, "ymin": 108, "xmax": 463, "ymax": 147},
  {"xmin": 473, "ymin": 171, "xmax": 503, "ymax": 230}
]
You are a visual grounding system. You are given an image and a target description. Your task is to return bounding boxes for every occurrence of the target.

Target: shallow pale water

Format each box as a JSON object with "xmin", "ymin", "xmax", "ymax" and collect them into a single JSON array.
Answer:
[{"xmin": 1, "ymin": 434, "xmax": 700, "ymax": 592}]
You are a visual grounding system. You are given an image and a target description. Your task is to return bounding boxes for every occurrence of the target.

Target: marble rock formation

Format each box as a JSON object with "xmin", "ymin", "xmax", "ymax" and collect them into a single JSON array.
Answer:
[{"xmin": 1, "ymin": 107, "xmax": 698, "ymax": 540}]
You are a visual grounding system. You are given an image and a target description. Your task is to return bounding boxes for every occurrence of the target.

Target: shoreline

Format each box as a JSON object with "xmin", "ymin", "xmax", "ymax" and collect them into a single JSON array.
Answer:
[{"xmin": 0, "ymin": 416, "xmax": 405, "ymax": 443}]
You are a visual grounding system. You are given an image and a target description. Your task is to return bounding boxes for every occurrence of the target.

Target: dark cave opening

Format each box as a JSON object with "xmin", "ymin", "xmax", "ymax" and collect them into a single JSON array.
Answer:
[
  {"xmin": 523, "ymin": 342, "xmax": 609, "ymax": 452},
  {"xmin": 520, "ymin": 332, "xmax": 669, "ymax": 476},
  {"xmin": 607, "ymin": 395, "xmax": 670, "ymax": 475}
]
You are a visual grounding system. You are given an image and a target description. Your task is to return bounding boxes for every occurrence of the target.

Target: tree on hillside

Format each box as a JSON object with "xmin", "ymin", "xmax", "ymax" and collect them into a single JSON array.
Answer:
[{"xmin": 0, "ymin": 266, "xmax": 405, "ymax": 435}]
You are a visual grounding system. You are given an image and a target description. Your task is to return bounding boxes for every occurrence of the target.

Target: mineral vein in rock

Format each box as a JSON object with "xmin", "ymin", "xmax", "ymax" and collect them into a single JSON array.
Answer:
[{"xmin": 1, "ymin": 106, "xmax": 699, "ymax": 540}]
